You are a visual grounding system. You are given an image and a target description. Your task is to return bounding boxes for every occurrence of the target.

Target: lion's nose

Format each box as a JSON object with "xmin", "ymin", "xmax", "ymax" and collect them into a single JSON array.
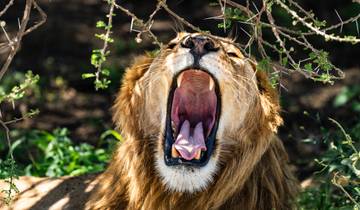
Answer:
[{"xmin": 181, "ymin": 35, "xmax": 218, "ymax": 57}]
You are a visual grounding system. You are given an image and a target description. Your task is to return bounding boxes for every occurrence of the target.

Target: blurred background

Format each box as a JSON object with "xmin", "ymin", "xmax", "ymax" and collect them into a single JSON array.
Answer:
[{"xmin": 0, "ymin": 0, "xmax": 359, "ymax": 208}]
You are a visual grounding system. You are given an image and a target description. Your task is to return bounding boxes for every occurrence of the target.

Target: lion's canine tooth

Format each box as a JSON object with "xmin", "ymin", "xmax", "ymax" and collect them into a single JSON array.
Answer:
[
  {"xmin": 171, "ymin": 121, "xmax": 177, "ymax": 139},
  {"xmin": 177, "ymin": 73, "xmax": 183, "ymax": 87},
  {"xmin": 209, "ymin": 77, "xmax": 214, "ymax": 91},
  {"xmin": 172, "ymin": 145, "xmax": 179, "ymax": 158},
  {"xmin": 171, "ymin": 121, "xmax": 176, "ymax": 132},
  {"xmin": 195, "ymin": 150, "xmax": 201, "ymax": 160}
]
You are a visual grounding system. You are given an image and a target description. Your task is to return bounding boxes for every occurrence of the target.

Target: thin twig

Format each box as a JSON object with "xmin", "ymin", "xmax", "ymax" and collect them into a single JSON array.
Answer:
[
  {"xmin": 329, "ymin": 118, "xmax": 358, "ymax": 153},
  {"xmin": 95, "ymin": 0, "xmax": 115, "ymax": 84},
  {"xmin": 3, "ymin": 110, "xmax": 39, "ymax": 125},
  {"xmin": 0, "ymin": 0, "xmax": 33, "ymax": 80},
  {"xmin": 287, "ymin": 0, "xmax": 316, "ymax": 23},
  {"xmin": 113, "ymin": 2, "xmax": 162, "ymax": 46},
  {"xmin": 159, "ymin": 1, "xmax": 204, "ymax": 33},
  {"xmin": 265, "ymin": 2, "xmax": 297, "ymax": 68},
  {"xmin": 23, "ymin": 0, "xmax": 47, "ymax": 36},
  {"xmin": 304, "ymin": 13, "xmax": 360, "ymax": 36},
  {"xmin": 0, "ymin": 0, "xmax": 15, "ymax": 17},
  {"xmin": 0, "ymin": 24, "xmax": 14, "ymax": 50},
  {"xmin": 332, "ymin": 172, "xmax": 360, "ymax": 207},
  {"xmin": 334, "ymin": 9, "xmax": 344, "ymax": 33},
  {"xmin": 0, "ymin": 119, "xmax": 12, "ymax": 160},
  {"xmin": 275, "ymin": 0, "xmax": 360, "ymax": 43}
]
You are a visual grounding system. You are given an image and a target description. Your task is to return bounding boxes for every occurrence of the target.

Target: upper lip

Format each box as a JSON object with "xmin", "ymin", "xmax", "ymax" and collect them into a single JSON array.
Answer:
[{"xmin": 163, "ymin": 67, "xmax": 221, "ymax": 167}]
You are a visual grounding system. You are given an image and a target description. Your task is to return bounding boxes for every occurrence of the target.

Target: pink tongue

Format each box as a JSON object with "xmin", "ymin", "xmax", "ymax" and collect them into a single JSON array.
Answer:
[{"xmin": 173, "ymin": 120, "xmax": 207, "ymax": 160}]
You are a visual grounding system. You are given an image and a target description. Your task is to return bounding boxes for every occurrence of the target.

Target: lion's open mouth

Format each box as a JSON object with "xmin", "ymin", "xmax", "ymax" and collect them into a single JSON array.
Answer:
[{"xmin": 164, "ymin": 69, "xmax": 220, "ymax": 166}]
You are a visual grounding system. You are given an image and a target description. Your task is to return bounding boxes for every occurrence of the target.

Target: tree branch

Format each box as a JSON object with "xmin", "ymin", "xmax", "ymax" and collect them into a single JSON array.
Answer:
[{"xmin": 0, "ymin": 0, "xmax": 33, "ymax": 80}]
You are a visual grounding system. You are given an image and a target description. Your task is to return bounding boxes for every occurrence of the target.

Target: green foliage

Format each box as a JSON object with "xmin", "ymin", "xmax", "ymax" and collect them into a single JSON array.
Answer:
[
  {"xmin": 0, "ymin": 71, "xmax": 39, "ymax": 104},
  {"xmin": 302, "ymin": 49, "xmax": 337, "ymax": 84},
  {"xmin": 218, "ymin": 7, "xmax": 247, "ymax": 30},
  {"xmin": 0, "ymin": 159, "xmax": 20, "ymax": 205},
  {"xmin": 1, "ymin": 126, "xmax": 118, "ymax": 203},
  {"xmin": 297, "ymin": 182, "xmax": 357, "ymax": 210},
  {"xmin": 257, "ymin": 58, "xmax": 279, "ymax": 87},
  {"xmin": 257, "ymin": 58, "xmax": 272, "ymax": 72},
  {"xmin": 15, "ymin": 128, "xmax": 113, "ymax": 177},
  {"xmin": 0, "ymin": 70, "xmax": 40, "ymax": 204},
  {"xmin": 333, "ymin": 85, "xmax": 360, "ymax": 111},
  {"xmin": 298, "ymin": 91, "xmax": 360, "ymax": 209},
  {"xmin": 298, "ymin": 121, "xmax": 360, "ymax": 209}
]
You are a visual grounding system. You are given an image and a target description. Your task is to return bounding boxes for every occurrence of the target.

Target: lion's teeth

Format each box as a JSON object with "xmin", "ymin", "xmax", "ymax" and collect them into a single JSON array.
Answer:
[
  {"xmin": 172, "ymin": 145, "xmax": 179, "ymax": 158},
  {"xmin": 171, "ymin": 121, "xmax": 176, "ymax": 133},
  {"xmin": 209, "ymin": 78, "xmax": 214, "ymax": 91},
  {"xmin": 195, "ymin": 150, "xmax": 201, "ymax": 160},
  {"xmin": 177, "ymin": 73, "xmax": 183, "ymax": 87}
]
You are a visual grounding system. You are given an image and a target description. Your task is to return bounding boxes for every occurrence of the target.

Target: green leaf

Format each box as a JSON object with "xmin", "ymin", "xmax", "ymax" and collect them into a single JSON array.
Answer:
[
  {"xmin": 95, "ymin": 34, "xmax": 114, "ymax": 43},
  {"xmin": 333, "ymin": 87, "xmax": 350, "ymax": 107},
  {"xmin": 304, "ymin": 63, "xmax": 313, "ymax": 72},
  {"xmin": 281, "ymin": 57, "xmax": 288, "ymax": 66},
  {"xmin": 96, "ymin": 20, "xmax": 106, "ymax": 28},
  {"xmin": 100, "ymin": 130, "xmax": 124, "ymax": 142},
  {"xmin": 352, "ymin": 102, "xmax": 360, "ymax": 112},
  {"xmin": 101, "ymin": 69, "xmax": 110, "ymax": 76},
  {"xmin": 257, "ymin": 58, "xmax": 271, "ymax": 72},
  {"xmin": 81, "ymin": 73, "xmax": 95, "ymax": 79},
  {"xmin": 217, "ymin": 19, "xmax": 232, "ymax": 29},
  {"xmin": 314, "ymin": 19, "xmax": 326, "ymax": 28}
]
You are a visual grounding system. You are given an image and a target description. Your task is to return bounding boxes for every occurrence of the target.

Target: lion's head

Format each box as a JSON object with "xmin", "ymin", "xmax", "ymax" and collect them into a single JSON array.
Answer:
[{"xmin": 87, "ymin": 32, "xmax": 297, "ymax": 210}]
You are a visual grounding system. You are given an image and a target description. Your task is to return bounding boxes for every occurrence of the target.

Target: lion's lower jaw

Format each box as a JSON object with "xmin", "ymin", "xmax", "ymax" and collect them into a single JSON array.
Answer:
[{"xmin": 155, "ymin": 155, "xmax": 219, "ymax": 193}]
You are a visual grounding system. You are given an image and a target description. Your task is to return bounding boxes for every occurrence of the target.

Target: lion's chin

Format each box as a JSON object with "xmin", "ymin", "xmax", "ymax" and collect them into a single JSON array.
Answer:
[{"xmin": 155, "ymin": 155, "xmax": 219, "ymax": 193}]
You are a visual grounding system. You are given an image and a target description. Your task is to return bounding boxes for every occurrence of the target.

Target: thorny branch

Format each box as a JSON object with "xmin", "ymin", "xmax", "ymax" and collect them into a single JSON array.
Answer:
[
  {"xmin": 0, "ymin": 0, "xmax": 32, "ymax": 81},
  {"xmin": 94, "ymin": 0, "xmax": 115, "ymax": 87},
  {"xmin": 275, "ymin": 0, "xmax": 360, "ymax": 43},
  {"xmin": 0, "ymin": 0, "xmax": 47, "ymax": 80},
  {"xmin": 0, "ymin": 0, "xmax": 46, "ymax": 203},
  {"xmin": 219, "ymin": 0, "xmax": 353, "ymax": 82},
  {"xmin": 111, "ymin": 0, "xmax": 358, "ymax": 85},
  {"xmin": 0, "ymin": 0, "xmax": 15, "ymax": 18},
  {"xmin": 113, "ymin": 1, "xmax": 162, "ymax": 46}
]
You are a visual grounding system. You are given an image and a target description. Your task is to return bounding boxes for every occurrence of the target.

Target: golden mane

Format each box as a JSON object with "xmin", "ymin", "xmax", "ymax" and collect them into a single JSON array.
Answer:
[{"xmin": 86, "ymin": 34, "xmax": 298, "ymax": 210}]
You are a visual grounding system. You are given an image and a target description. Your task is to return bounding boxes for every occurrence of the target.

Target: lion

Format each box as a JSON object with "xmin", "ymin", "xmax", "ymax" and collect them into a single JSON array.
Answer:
[
  {"xmin": 86, "ymin": 32, "xmax": 298, "ymax": 210},
  {"xmin": 0, "ymin": 32, "xmax": 298, "ymax": 210}
]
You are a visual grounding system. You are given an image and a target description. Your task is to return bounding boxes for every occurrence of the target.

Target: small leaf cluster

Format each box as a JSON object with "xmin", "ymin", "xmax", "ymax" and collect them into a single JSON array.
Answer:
[
  {"xmin": 82, "ymin": 8, "xmax": 115, "ymax": 90},
  {"xmin": 303, "ymin": 50, "xmax": 335, "ymax": 84},
  {"xmin": 0, "ymin": 159, "xmax": 19, "ymax": 205},
  {"xmin": 218, "ymin": 8, "xmax": 247, "ymax": 30},
  {"xmin": 257, "ymin": 58, "xmax": 280, "ymax": 87},
  {"xmin": 0, "ymin": 71, "xmax": 39, "ymax": 104}
]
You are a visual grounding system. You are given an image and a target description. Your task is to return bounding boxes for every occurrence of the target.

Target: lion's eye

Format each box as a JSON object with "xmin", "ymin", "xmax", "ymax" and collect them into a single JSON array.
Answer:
[
  {"xmin": 227, "ymin": 52, "xmax": 238, "ymax": 57},
  {"xmin": 167, "ymin": 43, "xmax": 177, "ymax": 49}
]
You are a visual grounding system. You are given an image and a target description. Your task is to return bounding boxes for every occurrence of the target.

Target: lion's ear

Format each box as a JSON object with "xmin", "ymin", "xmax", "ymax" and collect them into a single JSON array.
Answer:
[
  {"xmin": 255, "ymin": 70, "xmax": 283, "ymax": 132},
  {"xmin": 112, "ymin": 55, "xmax": 153, "ymax": 138}
]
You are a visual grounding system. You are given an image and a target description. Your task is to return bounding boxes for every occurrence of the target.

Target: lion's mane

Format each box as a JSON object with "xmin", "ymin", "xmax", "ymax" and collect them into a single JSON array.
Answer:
[{"xmin": 86, "ymin": 48, "xmax": 298, "ymax": 210}]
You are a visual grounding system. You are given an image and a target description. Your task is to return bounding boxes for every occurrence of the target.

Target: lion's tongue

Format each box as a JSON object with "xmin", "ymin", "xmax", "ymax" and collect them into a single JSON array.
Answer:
[{"xmin": 174, "ymin": 120, "xmax": 206, "ymax": 160}]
